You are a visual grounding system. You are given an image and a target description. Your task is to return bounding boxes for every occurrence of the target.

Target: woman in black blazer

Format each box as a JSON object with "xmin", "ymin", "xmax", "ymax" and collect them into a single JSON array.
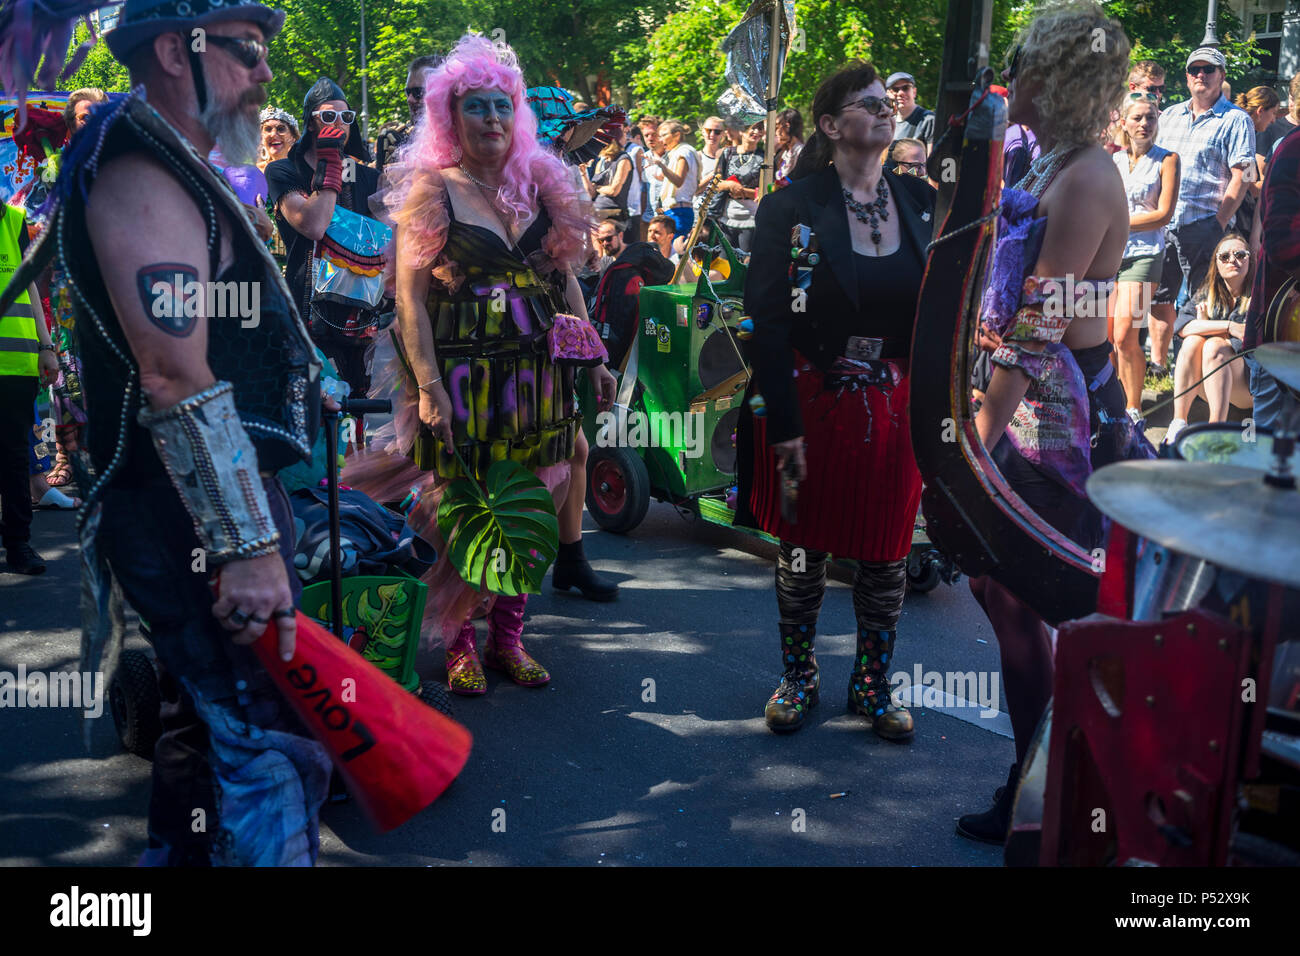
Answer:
[{"xmin": 735, "ymin": 62, "xmax": 936, "ymax": 739}]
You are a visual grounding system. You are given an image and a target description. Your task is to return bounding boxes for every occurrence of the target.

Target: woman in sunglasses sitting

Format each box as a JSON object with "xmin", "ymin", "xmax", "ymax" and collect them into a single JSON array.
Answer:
[{"xmin": 1163, "ymin": 232, "xmax": 1255, "ymax": 444}]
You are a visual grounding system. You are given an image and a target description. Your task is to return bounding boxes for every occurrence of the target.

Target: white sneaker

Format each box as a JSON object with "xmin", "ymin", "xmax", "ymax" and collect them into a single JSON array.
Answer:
[
  {"xmin": 1126, "ymin": 407, "xmax": 1142, "ymax": 425},
  {"xmin": 1163, "ymin": 418, "xmax": 1187, "ymax": 445}
]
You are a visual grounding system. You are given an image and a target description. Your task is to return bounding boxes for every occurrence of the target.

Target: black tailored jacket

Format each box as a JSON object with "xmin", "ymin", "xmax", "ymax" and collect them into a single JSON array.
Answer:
[{"xmin": 744, "ymin": 164, "xmax": 936, "ymax": 444}]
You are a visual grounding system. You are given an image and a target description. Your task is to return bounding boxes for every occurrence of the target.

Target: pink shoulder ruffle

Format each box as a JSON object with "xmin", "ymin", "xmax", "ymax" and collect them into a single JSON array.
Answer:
[
  {"xmin": 370, "ymin": 162, "xmax": 465, "ymax": 293},
  {"xmin": 534, "ymin": 161, "xmax": 596, "ymax": 276}
]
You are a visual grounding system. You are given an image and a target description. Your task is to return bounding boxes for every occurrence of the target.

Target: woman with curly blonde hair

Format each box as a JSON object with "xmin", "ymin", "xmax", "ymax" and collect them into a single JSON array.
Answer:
[{"xmin": 961, "ymin": 2, "xmax": 1147, "ymax": 844}]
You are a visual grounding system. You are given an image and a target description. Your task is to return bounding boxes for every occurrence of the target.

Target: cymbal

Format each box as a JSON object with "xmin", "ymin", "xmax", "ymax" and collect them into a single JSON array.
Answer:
[
  {"xmin": 1255, "ymin": 342, "xmax": 1300, "ymax": 393},
  {"xmin": 1087, "ymin": 460, "xmax": 1300, "ymax": 590}
]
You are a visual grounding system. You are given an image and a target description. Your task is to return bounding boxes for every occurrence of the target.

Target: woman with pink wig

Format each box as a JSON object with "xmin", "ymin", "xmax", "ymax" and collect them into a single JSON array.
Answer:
[{"xmin": 349, "ymin": 33, "xmax": 616, "ymax": 694}]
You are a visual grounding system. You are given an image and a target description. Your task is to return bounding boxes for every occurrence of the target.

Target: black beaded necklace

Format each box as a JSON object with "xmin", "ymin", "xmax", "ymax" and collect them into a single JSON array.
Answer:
[{"xmin": 842, "ymin": 177, "xmax": 890, "ymax": 246}]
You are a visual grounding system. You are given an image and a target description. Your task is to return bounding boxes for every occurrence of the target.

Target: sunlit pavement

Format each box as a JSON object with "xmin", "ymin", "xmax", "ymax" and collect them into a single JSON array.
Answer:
[{"xmin": 2, "ymin": 503, "xmax": 1008, "ymax": 866}]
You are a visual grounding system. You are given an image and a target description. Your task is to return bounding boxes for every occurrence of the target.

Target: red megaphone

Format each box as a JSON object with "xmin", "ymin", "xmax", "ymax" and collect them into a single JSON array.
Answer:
[{"xmin": 252, "ymin": 612, "xmax": 472, "ymax": 832}]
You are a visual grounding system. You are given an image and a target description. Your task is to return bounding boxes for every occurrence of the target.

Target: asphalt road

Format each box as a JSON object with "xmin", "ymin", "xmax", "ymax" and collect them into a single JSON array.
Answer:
[{"xmin": 2, "ymin": 500, "xmax": 1011, "ymax": 866}]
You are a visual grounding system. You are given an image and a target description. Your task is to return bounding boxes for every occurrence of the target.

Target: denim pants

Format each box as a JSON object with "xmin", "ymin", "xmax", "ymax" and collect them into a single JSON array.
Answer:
[
  {"xmin": 1246, "ymin": 354, "xmax": 1295, "ymax": 431},
  {"xmin": 98, "ymin": 473, "xmax": 331, "ymax": 866}
]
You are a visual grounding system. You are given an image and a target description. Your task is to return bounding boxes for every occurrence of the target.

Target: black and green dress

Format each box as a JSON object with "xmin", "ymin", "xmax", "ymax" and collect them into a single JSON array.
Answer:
[{"xmin": 403, "ymin": 206, "xmax": 580, "ymax": 481}]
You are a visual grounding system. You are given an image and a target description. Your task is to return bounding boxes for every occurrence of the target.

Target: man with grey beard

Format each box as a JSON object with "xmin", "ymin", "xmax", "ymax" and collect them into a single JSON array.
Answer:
[
  {"xmin": 0, "ymin": 0, "xmax": 331, "ymax": 865},
  {"xmin": 267, "ymin": 78, "xmax": 382, "ymax": 397}
]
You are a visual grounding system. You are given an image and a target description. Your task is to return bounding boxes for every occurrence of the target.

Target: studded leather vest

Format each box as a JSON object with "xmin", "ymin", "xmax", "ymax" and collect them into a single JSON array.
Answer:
[{"xmin": 7, "ymin": 92, "xmax": 321, "ymax": 514}]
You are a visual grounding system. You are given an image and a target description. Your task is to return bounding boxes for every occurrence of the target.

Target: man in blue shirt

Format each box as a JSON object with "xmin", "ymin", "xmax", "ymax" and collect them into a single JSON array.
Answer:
[{"xmin": 1147, "ymin": 47, "xmax": 1256, "ymax": 378}]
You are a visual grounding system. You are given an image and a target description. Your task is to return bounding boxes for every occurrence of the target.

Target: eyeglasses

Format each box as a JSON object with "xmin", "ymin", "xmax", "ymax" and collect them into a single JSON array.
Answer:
[
  {"xmin": 838, "ymin": 94, "xmax": 895, "ymax": 117},
  {"xmin": 890, "ymin": 84, "xmax": 915, "ymax": 94},
  {"xmin": 313, "ymin": 109, "xmax": 357, "ymax": 125},
  {"xmin": 1006, "ymin": 44, "xmax": 1022, "ymax": 81},
  {"xmin": 205, "ymin": 35, "xmax": 268, "ymax": 69},
  {"xmin": 894, "ymin": 161, "xmax": 927, "ymax": 176},
  {"xmin": 1127, "ymin": 90, "xmax": 1159, "ymax": 103},
  {"xmin": 406, "ymin": 86, "xmax": 424, "ymax": 99},
  {"xmin": 703, "ymin": 128, "xmax": 725, "ymax": 135},
  {"xmin": 1187, "ymin": 64, "xmax": 1220, "ymax": 77},
  {"xmin": 1217, "ymin": 249, "xmax": 1250, "ymax": 263},
  {"xmin": 595, "ymin": 234, "xmax": 619, "ymax": 245}
]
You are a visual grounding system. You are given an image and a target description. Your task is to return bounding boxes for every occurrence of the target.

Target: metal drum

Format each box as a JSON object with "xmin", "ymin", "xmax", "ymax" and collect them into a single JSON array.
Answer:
[{"xmin": 1174, "ymin": 422, "xmax": 1275, "ymax": 471}]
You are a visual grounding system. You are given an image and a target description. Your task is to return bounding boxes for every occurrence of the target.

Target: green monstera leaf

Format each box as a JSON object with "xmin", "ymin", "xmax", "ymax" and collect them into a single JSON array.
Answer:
[{"xmin": 436, "ymin": 458, "xmax": 559, "ymax": 595}]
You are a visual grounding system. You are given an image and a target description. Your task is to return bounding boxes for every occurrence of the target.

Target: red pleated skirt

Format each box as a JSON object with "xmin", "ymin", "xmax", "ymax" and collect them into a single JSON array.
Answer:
[{"xmin": 746, "ymin": 353, "xmax": 922, "ymax": 561}]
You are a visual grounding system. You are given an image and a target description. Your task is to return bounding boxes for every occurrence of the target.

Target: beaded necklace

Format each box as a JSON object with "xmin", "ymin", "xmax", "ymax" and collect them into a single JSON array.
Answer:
[
  {"xmin": 842, "ymin": 176, "xmax": 891, "ymax": 245},
  {"xmin": 1013, "ymin": 142, "xmax": 1077, "ymax": 199}
]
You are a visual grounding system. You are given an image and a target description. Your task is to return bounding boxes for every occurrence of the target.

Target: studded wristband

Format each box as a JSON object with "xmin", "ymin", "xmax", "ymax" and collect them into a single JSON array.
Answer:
[{"xmin": 137, "ymin": 381, "xmax": 281, "ymax": 565}]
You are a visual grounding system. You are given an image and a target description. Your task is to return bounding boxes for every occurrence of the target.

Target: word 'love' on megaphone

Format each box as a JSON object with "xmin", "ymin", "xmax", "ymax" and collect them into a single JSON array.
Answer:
[{"xmin": 252, "ymin": 612, "xmax": 472, "ymax": 832}]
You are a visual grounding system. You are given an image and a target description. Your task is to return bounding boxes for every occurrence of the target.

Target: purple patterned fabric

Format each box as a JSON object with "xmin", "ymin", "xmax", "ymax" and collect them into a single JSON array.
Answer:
[
  {"xmin": 979, "ymin": 187, "xmax": 1092, "ymax": 498},
  {"xmin": 980, "ymin": 187, "xmax": 1045, "ymax": 336}
]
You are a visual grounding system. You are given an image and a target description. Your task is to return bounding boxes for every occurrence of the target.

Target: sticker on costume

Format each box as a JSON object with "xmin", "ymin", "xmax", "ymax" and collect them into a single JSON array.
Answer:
[
  {"xmin": 657, "ymin": 325, "xmax": 672, "ymax": 352},
  {"xmin": 677, "ymin": 303, "xmax": 689, "ymax": 326},
  {"xmin": 645, "ymin": 317, "xmax": 656, "ymax": 336}
]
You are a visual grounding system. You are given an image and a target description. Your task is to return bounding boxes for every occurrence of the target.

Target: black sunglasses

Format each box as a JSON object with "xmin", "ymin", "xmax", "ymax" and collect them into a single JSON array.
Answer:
[
  {"xmin": 1006, "ymin": 44, "xmax": 1022, "ymax": 81},
  {"xmin": 838, "ymin": 94, "xmax": 895, "ymax": 117},
  {"xmin": 406, "ymin": 86, "xmax": 424, "ymax": 98},
  {"xmin": 205, "ymin": 35, "xmax": 268, "ymax": 70},
  {"xmin": 1187, "ymin": 64, "xmax": 1221, "ymax": 76}
]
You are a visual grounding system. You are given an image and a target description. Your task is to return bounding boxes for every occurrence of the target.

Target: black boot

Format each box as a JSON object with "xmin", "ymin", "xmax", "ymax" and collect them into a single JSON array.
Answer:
[
  {"xmin": 552, "ymin": 540, "xmax": 619, "ymax": 601},
  {"xmin": 764, "ymin": 623, "xmax": 819, "ymax": 733},
  {"xmin": 847, "ymin": 628, "xmax": 913, "ymax": 741},
  {"xmin": 3, "ymin": 542, "xmax": 46, "ymax": 575},
  {"xmin": 956, "ymin": 763, "xmax": 1019, "ymax": 845}
]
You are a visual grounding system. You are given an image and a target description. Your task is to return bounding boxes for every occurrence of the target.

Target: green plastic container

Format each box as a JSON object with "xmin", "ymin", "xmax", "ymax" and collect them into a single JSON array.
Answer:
[{"xmin": 299, "ymin": 570, "xmax": 428, "ymax": 693}]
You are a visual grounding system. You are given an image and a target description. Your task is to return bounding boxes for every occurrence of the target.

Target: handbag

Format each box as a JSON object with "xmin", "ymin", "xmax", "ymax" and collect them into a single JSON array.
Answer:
[{"xmin": 478, "ymin": 198, "xmax": 608, "ymax": 367}]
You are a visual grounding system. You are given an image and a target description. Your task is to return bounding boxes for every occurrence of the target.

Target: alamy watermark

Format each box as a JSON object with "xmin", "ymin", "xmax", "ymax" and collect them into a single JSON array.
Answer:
[
  {"xmin": 594, "ymin": 409, "xmax": 705, "ymax": 459},
  {"xmin": 0, "ymin": 665, "xmax": 103, "ymax": 718},
  {"xmin": 889, "ymin": 665, "xmax": 1000, "ymax": 718}
]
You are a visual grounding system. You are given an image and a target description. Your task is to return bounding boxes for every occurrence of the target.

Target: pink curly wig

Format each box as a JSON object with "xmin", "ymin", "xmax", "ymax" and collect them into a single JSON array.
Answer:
[{"xmin": 405, "ymin": 33, "xmax": 572, "ymax": 224}]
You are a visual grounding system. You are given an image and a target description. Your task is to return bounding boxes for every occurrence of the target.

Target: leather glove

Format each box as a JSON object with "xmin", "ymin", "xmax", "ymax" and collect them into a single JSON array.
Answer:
[{"xmin": 312, "ymin": 126, "xmax": 347, "ymax": 194}]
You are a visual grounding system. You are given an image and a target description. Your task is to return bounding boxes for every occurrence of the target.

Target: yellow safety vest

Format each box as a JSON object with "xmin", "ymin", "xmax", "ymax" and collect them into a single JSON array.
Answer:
[{"xmin": 0, "ymin": 203, "xmax": 38, "ymax": 377}]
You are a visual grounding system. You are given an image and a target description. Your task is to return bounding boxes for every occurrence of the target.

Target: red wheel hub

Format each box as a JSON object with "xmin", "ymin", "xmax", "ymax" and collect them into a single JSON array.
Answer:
[{"xmin": 591, "ymin": 459, "xmax": 627, "ymax": 515}]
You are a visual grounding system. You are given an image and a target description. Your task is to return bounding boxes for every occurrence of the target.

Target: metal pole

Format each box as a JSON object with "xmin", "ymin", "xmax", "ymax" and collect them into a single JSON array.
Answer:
[
  {"xmin": 360, "ymin": 0, "xmax": 370, "ymax": 141},
  {"xmin": 761, "ymin": 0, "xmax": 782, "ymax": 193},
  {"xmin": 1202, "ymin": 0, "xmax": 1221, "ymax": 47}
]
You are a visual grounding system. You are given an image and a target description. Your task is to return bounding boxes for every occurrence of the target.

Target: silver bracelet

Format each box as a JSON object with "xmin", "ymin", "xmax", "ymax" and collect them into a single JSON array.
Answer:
[{"xmin": 418, "ymin": 376, "xmax": 443, "ymax": 391}]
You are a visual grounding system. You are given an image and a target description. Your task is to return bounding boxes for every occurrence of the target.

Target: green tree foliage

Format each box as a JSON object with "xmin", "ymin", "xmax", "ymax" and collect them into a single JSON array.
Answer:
[
  {"xmin": 50, "ymin": 0, "xmax": 1271, "ymax": 135},
  {"xmin": 60, "ymin": 21, "xmax": 129, "ymax": 94},
  {"xmin": 1100, "ymin": 1, "xmax": 1263, "ymax": 102}
]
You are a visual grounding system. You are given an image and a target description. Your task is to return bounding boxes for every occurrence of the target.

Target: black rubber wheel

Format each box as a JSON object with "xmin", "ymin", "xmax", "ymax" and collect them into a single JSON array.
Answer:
[
  {"xmin": 907, "ymin": 550, "xmax": 943, "ymax": 594},
  {"xmin": 110, "ymin": 649, "xmax": 163, "ymax": 760},
  {"xmin": 418, "ymin": 680, "xmax": 456, "ymax": 718},
  {"xmin": 586, "ymin": 445, "xmax": 651, "ymax": 534}
]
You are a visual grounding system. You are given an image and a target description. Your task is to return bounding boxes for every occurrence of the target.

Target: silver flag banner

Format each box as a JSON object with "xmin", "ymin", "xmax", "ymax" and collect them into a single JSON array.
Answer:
[{"xmin": 717, "ymin": 0, "xmax": 798, "ymax": 126}]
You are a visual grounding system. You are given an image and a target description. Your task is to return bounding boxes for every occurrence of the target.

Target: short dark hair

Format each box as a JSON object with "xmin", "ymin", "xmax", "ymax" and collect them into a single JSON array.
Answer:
[
  {"xmin": 791, "ymin": 61, "xmax": 879, "ymax": 179},
  {"xmin": 648, "ymin": 214, "xmax": 675, "ymax": 231},
  {"xmin": 409, "ymin": 55, "xmax": 441, "ymax": 75},
  {"xmin": 775, "ymin": 107, "xmax": 803, "ymax": 140}
]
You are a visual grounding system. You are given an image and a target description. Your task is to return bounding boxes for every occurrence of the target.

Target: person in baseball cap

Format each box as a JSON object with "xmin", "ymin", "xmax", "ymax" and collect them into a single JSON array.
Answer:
[
  {"xmin": 885, "ymin": 70, "xmax": 935, "ymax": 151},
  {"xmin": 1185, "ymin": 46, "xmax": 1227, "ymax": 72}
]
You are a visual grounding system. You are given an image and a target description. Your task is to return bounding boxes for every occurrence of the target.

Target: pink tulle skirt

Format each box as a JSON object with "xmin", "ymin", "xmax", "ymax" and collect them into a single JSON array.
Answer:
[{"xmin": 342, "ymin": 328, "xmax": 571, "ymax": 651}]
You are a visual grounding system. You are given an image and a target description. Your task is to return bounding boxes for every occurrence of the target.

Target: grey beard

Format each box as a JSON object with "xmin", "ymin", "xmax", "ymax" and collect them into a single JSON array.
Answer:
[{"xmin": 201, "ymin": 99, "xmax": 262, "ymax": 166}]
